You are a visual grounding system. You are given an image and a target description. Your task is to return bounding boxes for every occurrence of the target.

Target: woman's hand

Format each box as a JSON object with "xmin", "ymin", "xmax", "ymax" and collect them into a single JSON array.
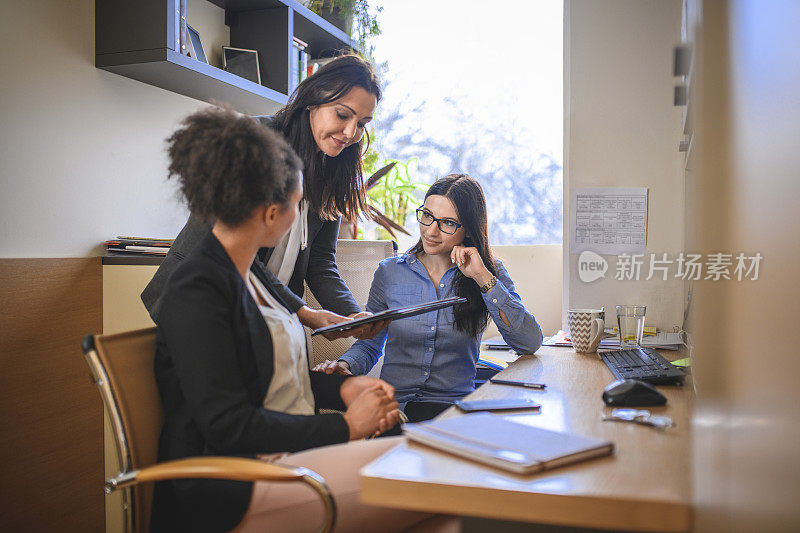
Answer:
[
  {"xmin": 312, "ymin": 359, "xmax": 352, "ymax": 375},
  {"xmin": 297, "ymin": 306, "xmax": 348, "ymax": 331},
  {"xmin": 296, "ymin": 306, "xmax": 356, "ymax": 340},
  {"xmin": 346, "ymin": 311, "xmax": 391, "ymax": 340},
  {"xmin": 296, "ymin": 307, "xmax": 389, "ymax": 340},
  {"xmin": 342, "ymin": 382, "xmax": 400, "ymax": 439},
  {"xmin": 339, "ymin": 376, "xmax": 394, "ymax": 407},
  {"xmin": 451, "ymin": 245, "xmax": 493, "ymax": 286}
]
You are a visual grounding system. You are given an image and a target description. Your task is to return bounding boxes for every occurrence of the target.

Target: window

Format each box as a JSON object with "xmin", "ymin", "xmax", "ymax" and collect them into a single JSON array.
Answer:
[{"xmin": 366, "ymin": 0, "xmax": 563, "ymax": 248}]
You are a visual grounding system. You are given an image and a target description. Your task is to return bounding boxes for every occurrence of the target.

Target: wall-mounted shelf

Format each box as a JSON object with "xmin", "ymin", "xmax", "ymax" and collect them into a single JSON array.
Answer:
[
  {"xmin": 96, "ymin": 0, "xmax": 358, "ymax": 114},
  {"xmin": 96, "ymin": 47, "xmax": 288, "ymax": 115}
]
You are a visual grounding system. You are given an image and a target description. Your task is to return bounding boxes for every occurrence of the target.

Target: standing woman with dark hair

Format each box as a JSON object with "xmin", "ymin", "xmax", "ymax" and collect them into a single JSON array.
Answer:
[
  {"xmin": 142, "ymin": 54, "xmax": 384, "ymax": 338},
  {"xmin": 316, "ymin": 174, "xmax": 544, "ymax": 422}
]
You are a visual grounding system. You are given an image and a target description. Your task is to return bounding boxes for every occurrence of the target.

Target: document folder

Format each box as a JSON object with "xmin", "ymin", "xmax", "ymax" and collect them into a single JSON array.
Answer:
[{"xmin": 403, "ymin": 413, "xmax": 613, "ymax": 474}]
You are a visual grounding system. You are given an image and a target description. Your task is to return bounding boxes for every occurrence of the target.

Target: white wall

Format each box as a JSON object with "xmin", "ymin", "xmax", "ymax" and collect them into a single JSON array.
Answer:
[
  {"xmin": 0, "ymin": 0, "xmax": 232, "ymax": 258},
  {"xmin": 483, "ymin": 245, "xmax": 563, "ymax": 339},
  {"xmin": 563, "ymin": 0, "xmax": 684, "ymax": 331}
]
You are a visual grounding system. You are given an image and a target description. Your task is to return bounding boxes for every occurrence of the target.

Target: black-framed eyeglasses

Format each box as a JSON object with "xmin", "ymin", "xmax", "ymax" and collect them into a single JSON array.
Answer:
[{"xmin": 415, "ymin": 207, "xmax": 463, "ymax": 235}]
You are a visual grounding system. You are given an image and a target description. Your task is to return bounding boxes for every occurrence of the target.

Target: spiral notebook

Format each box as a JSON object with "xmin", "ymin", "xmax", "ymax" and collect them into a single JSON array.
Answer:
[{"xmin": 403, "ymin": 413, "xmax": 613, "ymax": 474}]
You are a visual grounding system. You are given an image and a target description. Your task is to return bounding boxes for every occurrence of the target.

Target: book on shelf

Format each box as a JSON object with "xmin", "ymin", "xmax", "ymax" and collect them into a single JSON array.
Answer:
[
  {"xmin": 291, "ymin": 37, "xmax": 309, "ymax": 92},
  {"xmin": 299, "ymin": 50, "xmax": 308, "ymax": 83},
  {"xmin": 403, "ymin": 412, "xmax": 614, "ymax": 474},
  {"xmin": 309, "ymin": 56, "xmax": 334, "ymax": 77},
  {"xmin": 179, "ymin": 0, "xmax": 187, "ymax": 55},
  {"xmin": 174, "ymin": 0, "xmax": 187, "ymax": 54},
  {"xmin": 105, "ymin": 236, "xmax": 173, "ymax": 256}
]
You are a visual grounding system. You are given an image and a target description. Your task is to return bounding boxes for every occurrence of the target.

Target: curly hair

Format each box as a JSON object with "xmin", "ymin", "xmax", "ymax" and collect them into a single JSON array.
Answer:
[
  {"xmin": 167, "ymin": 105, "xmax": 302, "ymax": 226},
  {"xmin": 274, "ymin": 54, "xmax": 381, "ymax": 221}
]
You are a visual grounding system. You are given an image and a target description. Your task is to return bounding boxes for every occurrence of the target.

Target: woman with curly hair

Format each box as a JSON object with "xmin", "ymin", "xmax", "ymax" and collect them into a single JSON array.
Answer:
[
  {"xmin": 142, "ymin": 54, "xmax": 386, "ymax": 340},
  {"xmin": 150, "ymin": 106, "xmax": 449, "ymax": 532}
]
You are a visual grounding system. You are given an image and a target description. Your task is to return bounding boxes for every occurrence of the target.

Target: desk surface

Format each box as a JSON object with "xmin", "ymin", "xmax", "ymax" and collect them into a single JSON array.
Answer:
[{"xmin": 360, "ymin": 347, "xmax": 692, "ymax": 532}]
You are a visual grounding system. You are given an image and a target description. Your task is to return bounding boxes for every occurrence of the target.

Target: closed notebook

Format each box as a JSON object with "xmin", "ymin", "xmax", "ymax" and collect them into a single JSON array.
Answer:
[{"xmin": 403, "ymin": 413, "xmax": 613, "ymax": 474}]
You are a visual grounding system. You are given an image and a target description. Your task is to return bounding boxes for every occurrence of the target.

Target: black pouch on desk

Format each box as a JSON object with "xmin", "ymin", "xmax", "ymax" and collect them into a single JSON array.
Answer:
[{"xmin": 474, "ymin": 366, "xmax": 501, "ymax": 386}]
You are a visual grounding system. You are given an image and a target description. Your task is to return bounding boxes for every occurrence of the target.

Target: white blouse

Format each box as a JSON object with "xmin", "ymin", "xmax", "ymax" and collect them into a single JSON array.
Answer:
[
  {"xmin": 266, "ymin": 201, "xmax": 309, "ymax": 284},
  {"xmin": 246, "ymin": 271, "xmax": 315, "ymax": 415}
]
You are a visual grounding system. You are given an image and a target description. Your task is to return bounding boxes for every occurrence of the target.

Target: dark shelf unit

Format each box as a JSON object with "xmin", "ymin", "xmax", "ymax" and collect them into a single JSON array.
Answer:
[
  {"xmin": 102, "ymin": 254, "xmax": 166, "ymax": 266},
  {"xmin": 96, "ymin": 0, "xmax": 359, "ymax": 115}
]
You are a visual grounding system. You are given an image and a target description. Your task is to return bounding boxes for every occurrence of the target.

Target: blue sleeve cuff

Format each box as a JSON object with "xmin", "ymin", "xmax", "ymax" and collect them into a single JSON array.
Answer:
[
  {"xmin": 482, "ymin": 279, "xmax": 512, "ymax": 309},
  {"xmin": 339, "ymin": 340, "xmax": 381, "ymax": 376},
  {"xmin": 338, "ymin": 353, "xmax": 362, "ymax": 375}
]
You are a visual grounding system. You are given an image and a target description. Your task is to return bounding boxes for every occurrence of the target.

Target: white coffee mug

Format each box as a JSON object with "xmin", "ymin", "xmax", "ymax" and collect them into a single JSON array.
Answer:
[{"xmin": 568, "ymin": 308, "xmax": 605, "ymax": 353}]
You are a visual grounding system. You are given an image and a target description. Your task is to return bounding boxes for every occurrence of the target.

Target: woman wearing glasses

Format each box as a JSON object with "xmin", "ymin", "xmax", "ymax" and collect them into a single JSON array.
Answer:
[{"xmin": 315, "ymin": 174, "xmax": 543, "ymax": 422}]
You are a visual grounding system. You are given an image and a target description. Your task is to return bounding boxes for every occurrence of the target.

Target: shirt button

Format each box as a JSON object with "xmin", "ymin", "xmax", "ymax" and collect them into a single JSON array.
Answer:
[
  {"xmin": 430, "ymin": 326, "xmax": 435, "ymax": 331},
  {"xmin": 428, "ymin": 347, "xmax": 432, "ymax": 351},
  {"xmin": 492, "ymin": 298, "xmax": 498, "ymax": 303},
  {"xmin": 423, "ymin": 371, "xmax": 429, "ymax": 376},
  {"xmin": 439, "ymin": 283, "xmax": 445, "ymax": 288}
]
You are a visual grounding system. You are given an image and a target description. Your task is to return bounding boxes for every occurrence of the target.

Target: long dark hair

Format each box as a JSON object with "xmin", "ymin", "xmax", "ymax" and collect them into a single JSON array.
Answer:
[
  {"xmin": 409, "ymin": 174, "xmax": 498, "ymax": 337},
  {"xmin": 274, "ymin": 54, "xmax": 381, "ymax": 221}
]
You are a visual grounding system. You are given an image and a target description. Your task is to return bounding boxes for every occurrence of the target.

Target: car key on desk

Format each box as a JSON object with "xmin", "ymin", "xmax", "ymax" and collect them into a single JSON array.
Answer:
[{"xmin": 602, "ymin": 408, "xmax": 675, "ymax": 430}]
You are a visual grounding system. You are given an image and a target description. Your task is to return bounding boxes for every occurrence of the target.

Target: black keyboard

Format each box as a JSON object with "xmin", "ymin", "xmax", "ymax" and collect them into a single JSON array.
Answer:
[{"xmin": 600, "ymin": 347, "xmax": 685, "ymax": 385}]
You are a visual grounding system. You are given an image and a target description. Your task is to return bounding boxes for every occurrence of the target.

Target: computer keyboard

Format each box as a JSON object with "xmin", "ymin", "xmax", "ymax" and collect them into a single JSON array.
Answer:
[{"xmin": 600, "ymin": 347, "xmax": 685, "ymax": 385}]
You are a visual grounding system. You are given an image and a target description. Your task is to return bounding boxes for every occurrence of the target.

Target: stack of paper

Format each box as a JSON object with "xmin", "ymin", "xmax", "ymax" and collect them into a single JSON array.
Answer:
[
  {"xmin": 542, "ymin": 330, "xmax": 684, "ymax": 350},
  {"xmin": 105, "ymin": 236, "xmax": 173, "ymax": 256}
]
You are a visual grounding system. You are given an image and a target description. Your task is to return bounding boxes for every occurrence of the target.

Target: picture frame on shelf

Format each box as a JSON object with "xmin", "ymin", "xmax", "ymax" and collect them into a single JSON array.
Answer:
[
  {"xmin": 187, "ymin": 25, "xmax": 207, "ymax": 63},
  {"xmin": 222, "ymin": 46, "xmax": 261, "ymax": 85}
]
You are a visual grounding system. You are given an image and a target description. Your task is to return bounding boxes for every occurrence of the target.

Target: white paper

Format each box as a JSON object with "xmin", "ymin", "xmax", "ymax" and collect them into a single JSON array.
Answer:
[{"xmin": 571, "ymin": 188, "xmax": 648, "ymax": 255}]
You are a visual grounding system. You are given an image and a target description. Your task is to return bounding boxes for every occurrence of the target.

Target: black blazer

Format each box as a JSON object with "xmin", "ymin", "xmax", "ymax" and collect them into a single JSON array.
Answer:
[
  {"xmin": 150, "ymin": 231, "xmax": 351, "ymax": 532},
  {"xmin": 141, "ymin": 116, "xmax": 360, "ymax": 324}
]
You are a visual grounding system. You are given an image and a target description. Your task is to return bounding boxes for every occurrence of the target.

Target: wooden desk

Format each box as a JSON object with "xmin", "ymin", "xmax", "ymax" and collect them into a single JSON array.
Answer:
[{"xmin": 360, "ymin": 347, "xmax": 692, "ymax": 532}]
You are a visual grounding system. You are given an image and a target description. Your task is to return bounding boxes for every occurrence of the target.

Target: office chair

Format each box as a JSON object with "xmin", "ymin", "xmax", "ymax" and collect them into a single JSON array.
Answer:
[
  {"xmin": 81, "ymin": 328, "xmax": 335, "ymax": 533},
  {"xmin": 304, "ymin": 239, "xmax": 396, "ymax": 375}
]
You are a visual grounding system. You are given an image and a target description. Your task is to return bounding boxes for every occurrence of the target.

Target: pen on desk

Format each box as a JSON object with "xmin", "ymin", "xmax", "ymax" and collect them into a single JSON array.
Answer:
[{"xmin": 489, "ymin": 378, "xmax": 547, "ymax": 390}]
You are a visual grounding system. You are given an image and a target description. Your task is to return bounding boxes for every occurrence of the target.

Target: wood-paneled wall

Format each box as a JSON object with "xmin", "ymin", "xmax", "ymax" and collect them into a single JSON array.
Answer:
[
  {"xmin": 691, "ymin": 1, "xmax": 800, "ymax": 530},
  {"xmin": 0, "ymin": 258, "xmax": 104, "ymax": 531}
]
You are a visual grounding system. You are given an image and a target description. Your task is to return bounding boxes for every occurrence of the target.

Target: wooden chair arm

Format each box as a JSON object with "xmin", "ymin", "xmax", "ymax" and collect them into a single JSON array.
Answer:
[
  {"xmin": 107, "ymin": 457, "xmax": 336, "ymax": 533},
  {"xmin": 137, "ymin": 457, "xmax": 304, "ymax": 483}
]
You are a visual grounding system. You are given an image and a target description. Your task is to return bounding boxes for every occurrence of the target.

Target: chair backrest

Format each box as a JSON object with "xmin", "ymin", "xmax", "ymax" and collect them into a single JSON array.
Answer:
[
  {"xmin": 83, "ymin": 327, "xmax": 161, "ymax": 533},
  {"xmin": 304, "ymin": 239, "xmax": 396, "ymax": 372}
]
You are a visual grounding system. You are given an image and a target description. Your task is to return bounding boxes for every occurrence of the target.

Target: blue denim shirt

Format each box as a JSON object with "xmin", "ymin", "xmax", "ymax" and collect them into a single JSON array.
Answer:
[{"xmin": 340, "ymin": 252, "xmax": 543, "ymax": 404}]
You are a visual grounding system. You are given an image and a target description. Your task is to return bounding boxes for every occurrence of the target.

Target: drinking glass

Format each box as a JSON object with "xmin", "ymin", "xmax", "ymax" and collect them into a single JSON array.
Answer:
[{"xmin": 616, "ymin": 305, "xmax": 646, "ymax": 348}]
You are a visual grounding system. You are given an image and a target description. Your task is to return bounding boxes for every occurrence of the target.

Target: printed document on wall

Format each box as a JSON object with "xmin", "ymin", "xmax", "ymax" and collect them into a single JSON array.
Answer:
[{"xmin": 571, "ymin": 188, "xmax": 648, "ymax": 255}]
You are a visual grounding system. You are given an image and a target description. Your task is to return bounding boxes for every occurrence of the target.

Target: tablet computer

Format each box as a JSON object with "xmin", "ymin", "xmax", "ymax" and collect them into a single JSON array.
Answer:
[{"xmin": 311, "ymin": 296, "xmax": 467, "ymax": 336}]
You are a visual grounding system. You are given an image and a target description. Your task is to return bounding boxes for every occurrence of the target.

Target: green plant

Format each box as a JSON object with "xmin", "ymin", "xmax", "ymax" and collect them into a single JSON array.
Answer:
[
  {"xmin": 364, "ymin": 158, "xmax": 428, "ymax": 240},
  {"xmin": 305, "ymin": 0, "xmax": 382, "ymax": 57}
]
